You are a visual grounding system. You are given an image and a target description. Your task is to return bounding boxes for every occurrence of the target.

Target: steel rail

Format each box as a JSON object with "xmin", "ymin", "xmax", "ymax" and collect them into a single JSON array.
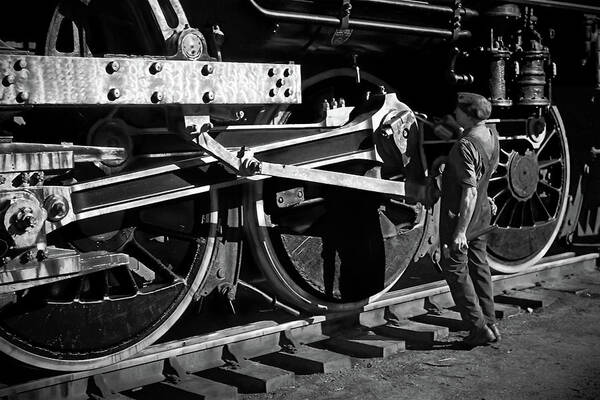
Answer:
[
  {"xmin": 248, "ymin": 0, "xmax": 472, "ymax": 38},
  {"xmin": 0, "ymin": 251, "xmax": 596, "ymax": 398}
]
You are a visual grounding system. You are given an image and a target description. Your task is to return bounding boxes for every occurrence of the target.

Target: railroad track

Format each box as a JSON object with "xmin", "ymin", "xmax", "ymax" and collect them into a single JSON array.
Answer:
[{"xmin": 1, "ymin": 252, "xmax": 597, "ymax": 400}]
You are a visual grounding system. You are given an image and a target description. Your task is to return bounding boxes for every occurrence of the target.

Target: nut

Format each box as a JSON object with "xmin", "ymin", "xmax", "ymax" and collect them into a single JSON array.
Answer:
[
  {"xmin": 108, "ymin": 88, "xmax": 121, "ymax": 101},
  {"xmin": 202, "ymin": 64, "xmax": 214, "ymax": 76},
  {"xmin": 2, "ymin": 75, "xmax": 15, "ymax": 87},
  {"xmin": 151, "ymin": 91, "xmax": 164, "ymax": 103},
  {"xmin": 203, "ymin": 91, "xmax": 215, "ymax": 103},
  {"xmin": 14, "ymin": 59, "xmax": 27, "ymax": 71},
  {"xmin": 16, "ymin": 92, "xmax": 29, "ymax": 103},
  {"xmin": 106, "ymin": 61, "xmax": 120, "ymax": 74},
  {"xmin": 150, "ymin": 62, "xmax": 163, "ymax": 74}
]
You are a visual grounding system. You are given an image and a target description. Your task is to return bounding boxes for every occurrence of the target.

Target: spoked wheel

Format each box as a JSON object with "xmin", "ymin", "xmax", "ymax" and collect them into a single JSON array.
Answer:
[
  {"xmin": 245, "ymin": 177, "xmax": 425, "ymax": 313},
  {"xmin": 0, "ymin": 0, "xmax": 217, "ymax": 370},
  {"xmin": 486, "ymin": 106, "xmax": 570, "ymax": 273},
  {"xmin": 0, "ymin": 194, "xmax": 217, "ymax": 371}
]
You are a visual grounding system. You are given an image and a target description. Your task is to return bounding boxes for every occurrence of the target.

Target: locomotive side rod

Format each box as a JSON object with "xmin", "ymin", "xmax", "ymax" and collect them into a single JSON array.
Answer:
[
  {"xmin": 196, "ymin": 129, "xmax": 409, "ymax": 198},
  {"xmin": 38, "ymin": 93, "xmax": 424, "ymax": 233}
]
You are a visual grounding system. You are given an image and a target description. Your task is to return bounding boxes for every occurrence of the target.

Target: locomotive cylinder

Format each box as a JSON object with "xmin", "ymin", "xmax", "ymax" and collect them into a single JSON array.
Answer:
[{"xmin": 516, "ymin": 49, "xmax": 550, "ymax": 106}]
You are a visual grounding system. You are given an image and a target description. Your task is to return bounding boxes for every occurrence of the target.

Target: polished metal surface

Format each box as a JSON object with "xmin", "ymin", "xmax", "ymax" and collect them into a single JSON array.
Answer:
[{"xmin": 0, "ymin": 55, "xmax": 302, "ymax": 106}]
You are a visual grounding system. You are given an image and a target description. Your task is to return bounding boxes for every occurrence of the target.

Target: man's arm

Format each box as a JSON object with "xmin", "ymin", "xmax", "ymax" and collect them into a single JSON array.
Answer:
[{"xmin": 452, "ymin": 186, "xmax": 477, "ymax": 252}]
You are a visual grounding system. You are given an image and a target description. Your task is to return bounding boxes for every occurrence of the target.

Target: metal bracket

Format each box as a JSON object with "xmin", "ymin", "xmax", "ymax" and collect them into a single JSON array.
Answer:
[
  {"xmin": 279, "ymin": 330, "xmax": 301, "ymax": 354},
  {"xmin": 332, "ymin": 0, "xmax": 353, "ymax": 46},
  {"xmin": 163, "ymin": 357, "xmax": 189, "ymax": 384},
  {"xmin": 222, "ymin": 344, "xmax": 250, "ymax": 369},
  {"xmin": 0, "ymin": 248, "xmax": 128, "ymax": 293},
  {"xmin": 87, "ymin": 374, "xmax": 123, "ymax": 400}
]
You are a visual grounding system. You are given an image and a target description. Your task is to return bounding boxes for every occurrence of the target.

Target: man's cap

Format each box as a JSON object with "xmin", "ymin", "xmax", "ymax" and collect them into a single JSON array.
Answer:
[{"xmin": 457, "ymin": 92, "xmax": 492, "ymax": 121}]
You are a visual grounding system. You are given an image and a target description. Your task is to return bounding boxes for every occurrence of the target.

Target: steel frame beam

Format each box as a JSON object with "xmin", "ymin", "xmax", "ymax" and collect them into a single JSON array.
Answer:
[{"xmin": 0, "ymin": 54, "xmax": 301, "ymax": 106}]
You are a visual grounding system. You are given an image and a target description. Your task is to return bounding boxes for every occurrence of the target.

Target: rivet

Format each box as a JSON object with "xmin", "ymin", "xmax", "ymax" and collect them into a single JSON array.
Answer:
[
  {"xmin": 203, "ymin": 91, "xmax": 215, "ymax": 103},
  {"xmin": 14, "ymin": 59, "xmax": 27, "ymax": 71},
  {"xmin": 283, "ymin": 68, "xmax": 292, "ymax": 77},
  {"xmin": 268, "ymin": 67, "xmax": 279, "ymax": 77},
  {"xmin": 278, "ymin": 197, "xmax": 284, "ymax": 203},
  {"xmin": 284, "ymin": 88, "xmax": 294, "ymax": 97},
  {"xmin": 276, "ymin": 78, "xmax": 285, "ymax": 88},
  {"xmin": 150, "ymin": 62, "xmax": 163, "ymax": 74},
  {"xmin": 16, "ymin": 92, "xmax": 29, "ymax": 103},
  {"xmin": 108, "ymin": 88, "xmax": 121, "ymax": 101},
  {"xmin": 106, "ymin": 61, "xmax": 120, "ymax": 74},
  {"xmin": 2, "ymin": 75, "xmax": 15, "ymax": 87},
  {"xmin": 151, "ymin": 91, "xmax": 164, "ymax": 103},
  {"xmin": 297, "ymin": 191, "xmax": 303, "ymax": 198},
  {"xmin": 269, "ymin": 88, "xmax": 278, "ymax": 97},
  {"xmin": 202, "ymin": 64, "xmax": 214, "ymax": 76}
]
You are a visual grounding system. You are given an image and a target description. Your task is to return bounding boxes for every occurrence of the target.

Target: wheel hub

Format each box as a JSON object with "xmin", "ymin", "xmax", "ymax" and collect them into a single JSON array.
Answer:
[{"xmin": 507, "ymin": 150, "xmax": 539, "ymax": 200}]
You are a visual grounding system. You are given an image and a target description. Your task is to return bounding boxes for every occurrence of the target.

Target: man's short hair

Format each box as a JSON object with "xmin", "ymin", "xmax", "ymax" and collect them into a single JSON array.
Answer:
[{"xmin": 457, "ymin": 92, "xmax": 492, "ymax": 121}]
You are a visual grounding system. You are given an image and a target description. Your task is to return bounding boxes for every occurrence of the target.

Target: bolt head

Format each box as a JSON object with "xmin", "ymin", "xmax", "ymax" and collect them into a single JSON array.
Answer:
[
  {"xmin": 202, "ymin": 64, "xmax": 214, "ymax": 76},
  {"xmin": 108, "ymin": 88, "xmax": 121, "ymax": 101},
  {"xmin": 2, "ymin": 74, "xmax": 15, "ymax": 87},
  {"xmin": 151, "ymin": 91, "xmax": 164, "ymax": 103},
  {"xmin": 203, "ymin": 91, "xmax": 215, "ymax": 103},
  {"xmin": 107, "ymin": 61, "xmax": 120, "ymax": 74},
  {"xmin": 150, "ymin": 62, "xmax": 163, "ymax": 74},
  {"xmin": 45, "ymin": 195, "xmax": 70, "ymax": 222},
  {"xmin": 16, "ymin": 92, "xmax": 29, "ymax": 103},
  {"xmin": 14, "ymin": 59, "xmax": 27, "ymax": 71}
]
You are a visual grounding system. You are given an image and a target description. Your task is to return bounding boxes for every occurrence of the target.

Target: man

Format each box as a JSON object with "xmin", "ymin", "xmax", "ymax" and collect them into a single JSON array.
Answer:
[{"xmin": 438, "ymin": 92, "xmax": 501, "ymax": 346}]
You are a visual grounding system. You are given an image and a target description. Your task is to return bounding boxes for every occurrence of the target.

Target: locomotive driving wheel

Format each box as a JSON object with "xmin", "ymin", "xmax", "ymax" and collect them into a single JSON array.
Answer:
[
  {"xmin": 0, "ymin": 0, "xmax": 219, "ymax": 370},
  {"xmin": 0, "ymin": 195, "xmax": 218, "ymax": 371},
  {"xmin": 245, "ymin": 178, "xmax": 425, "ymax": 313},
  {"xmin": 245, "ymin": 71, "xmax": 427, "ymax": 313},
  {"xmin": 486, "ymin": 106, "xmax": 570, "ymax": 273}
]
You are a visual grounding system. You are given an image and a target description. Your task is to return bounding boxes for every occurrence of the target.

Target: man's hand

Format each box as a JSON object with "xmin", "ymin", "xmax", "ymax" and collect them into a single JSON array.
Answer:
[
  {"xmin": 452, "ymin": 231, "xmax": 469, "ymax": 253},
  {"xmin": 488, "ymin": 196, "xmax": 497, "ymax": 216}
]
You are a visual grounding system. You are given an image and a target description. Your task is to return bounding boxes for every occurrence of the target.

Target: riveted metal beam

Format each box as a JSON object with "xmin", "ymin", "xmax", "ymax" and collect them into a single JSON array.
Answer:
[{"xmin": 0, "ymin": 55, "xmax": 301, "ymax": 106}]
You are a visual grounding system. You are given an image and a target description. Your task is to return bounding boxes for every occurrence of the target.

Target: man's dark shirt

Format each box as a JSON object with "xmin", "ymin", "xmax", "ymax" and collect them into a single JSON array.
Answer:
[{"xmin": 440, "ymin": 124, "xmax": 499, "ymax": 241}]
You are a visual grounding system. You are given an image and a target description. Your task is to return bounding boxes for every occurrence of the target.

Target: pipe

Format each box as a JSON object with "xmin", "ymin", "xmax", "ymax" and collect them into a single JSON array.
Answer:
[
  {"xmin": 238, "ymin": 280, "xmax": 302, "ymax": 317},
  {"xmin": 510, "ymin": 0, "xmax": 600, "ymax": 14},
  {"xmin": 355, "ymin": 0, "xmax": 479, "ymax": 18},
  {"xmin": 248, "ymin": 0, "xmax": 472, "ymax": 39}
]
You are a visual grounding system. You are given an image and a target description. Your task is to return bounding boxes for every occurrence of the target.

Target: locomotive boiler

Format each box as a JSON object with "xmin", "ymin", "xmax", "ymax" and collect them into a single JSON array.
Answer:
[{"xmin": 0, "ymin": 0, "xmax": 598, "ymax": 371}]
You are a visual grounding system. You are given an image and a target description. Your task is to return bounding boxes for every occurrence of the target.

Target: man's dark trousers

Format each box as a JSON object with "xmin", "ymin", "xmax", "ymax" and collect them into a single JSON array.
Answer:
[{"xmin": 441, "ymin": 236, "xmax": 495, "ymax": 330}]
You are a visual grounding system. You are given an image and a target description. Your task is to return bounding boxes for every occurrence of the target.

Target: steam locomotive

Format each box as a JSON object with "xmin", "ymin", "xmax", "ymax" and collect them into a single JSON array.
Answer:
[{"xmin": 0, "ymin": 0, "xmax": 598, "ymax": 371}]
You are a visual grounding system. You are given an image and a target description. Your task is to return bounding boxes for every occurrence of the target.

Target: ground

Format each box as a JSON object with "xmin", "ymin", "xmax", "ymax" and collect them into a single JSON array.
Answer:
[{"xmin": 241, "ymin": 274, "xmax": 600, "ymax": 400}]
